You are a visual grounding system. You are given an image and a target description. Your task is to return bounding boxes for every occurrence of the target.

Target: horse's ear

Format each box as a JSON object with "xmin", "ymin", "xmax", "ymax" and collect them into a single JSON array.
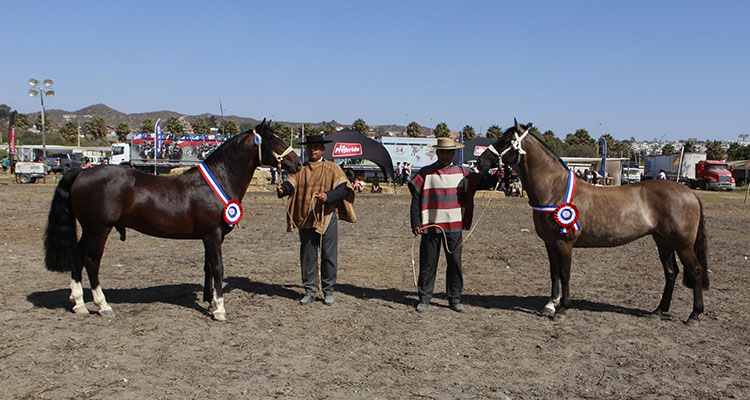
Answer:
[
  {"xmin": 527, "ymin": 122, "xmax": 533, "ymax": 128},
  {"xmin": 261, "ymin": 118, "xmax": 267, "ymax": 127},
  {"xmin": 514, "ymin": 118, "xmax": 522, "ymax": 131}
]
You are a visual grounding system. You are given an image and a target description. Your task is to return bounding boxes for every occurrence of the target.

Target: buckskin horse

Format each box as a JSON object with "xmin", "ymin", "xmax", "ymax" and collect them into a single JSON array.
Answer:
[
  {"xmin": 44, "ymin": 120, "xmax": 301, "ymax": 321},
  {"xmin": 476, "ymin": 119, "xmax": 708, "ymax": 324}
]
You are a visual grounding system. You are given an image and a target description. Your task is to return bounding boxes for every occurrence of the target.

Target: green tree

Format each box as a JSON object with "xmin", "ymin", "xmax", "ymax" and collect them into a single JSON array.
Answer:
[
  {"xmin": 486, "ymin": 125, "xmax": 503, "ymax": 140},
  {"xmin": 192, "ymin": 117, "xmax": 210, "ymax": 136},
  {"xmin": 272, "ymin": 122, "xmax": 292, "ymax": 141},
  {"xmin": 352, "ymin": 118, "xmax": 368, "ymax": 135},
  {"xmin": 434, "ymin": 122, "xmax": 450, "ymax": 138},
  {"xmin": 140, "ymin": 119, "xmax": 155, "ymax": 133},
  {"xmin": 406, "ymin": 121, "xmax": 421, "ymax": 137},
  {"xmin": 35, "ymin": 114, "xmax": 51, "ymax": 131},
  {"xmin": 323, "ymin": 122, "xmax": 337, "ymax": 135},
  {"xmin": 705, "ymin": 140, "xmax": 724, "ymax": 160},
  {"xmin": 683, "ymin": 140, "xmax": 696, "ymax": 153},
  {"xmin": 239, "ymin": 122, "xmax": 255, "ymax": 133},
  {"xmin": 599, "ymin": 134, "xmax": 615, "ymax": 156},
  {"xmin": 224, "ymin": 119, "xmax": 239, "ymax": 135},
  {"xmin": 461, "ymin": 125, "xmax": 475, "ymax": 141},
  {"xmin": 15, "ymin": 114, "xmax": 29, "ymax": 131},
  {"xmin": 83, "ymin": 117, "xmax": 107, "ymax": 139},
  {"xmin": 0, "ymin": 104, "xmax": 11, "ymax": 120},
  {"xmin": 540, "ymin": 130, "xmax": 565, "ymax": 156},
  {"xmin": 59, "ymin": 122, "xmax": 79, "ymax": 142},
  {"xmin": 661, "ymin": 143, "xmax": 676, "ymax": 155},
  {"xmin": 727, "ymin": 143, "xmax": 750, "ymax": 161},
  {"xmin": 565, "ymin": 128, "xmax": 595, "ymax": 147},
  {"xmin": 166, "ymin": 117, "xmax": 184, "ymax": 135},
  {"xmin": 115, "ymin": 122, "xmax": 130, "ymax": 142}
]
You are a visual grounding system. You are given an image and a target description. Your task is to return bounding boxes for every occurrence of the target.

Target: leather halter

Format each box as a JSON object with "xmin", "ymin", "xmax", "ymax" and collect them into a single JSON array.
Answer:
[
  {"xmin": 486, "ymin": 128, "xmax": 529, "ymax": 167},
  {"xmin": 253, "ymin": 129, "xmax": 294, "ymax": 170}
]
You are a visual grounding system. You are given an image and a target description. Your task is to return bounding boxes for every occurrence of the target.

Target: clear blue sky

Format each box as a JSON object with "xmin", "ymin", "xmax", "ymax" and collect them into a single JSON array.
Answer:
[{"xmin": 2, "ymin": 1, "xmax": 748, "ymax": 142}]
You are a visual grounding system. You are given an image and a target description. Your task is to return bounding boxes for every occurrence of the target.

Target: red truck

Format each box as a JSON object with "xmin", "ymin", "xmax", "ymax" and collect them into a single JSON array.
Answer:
[{"xmin": 688, "ymin": 160, "xmax": 736, "ymax": 191}]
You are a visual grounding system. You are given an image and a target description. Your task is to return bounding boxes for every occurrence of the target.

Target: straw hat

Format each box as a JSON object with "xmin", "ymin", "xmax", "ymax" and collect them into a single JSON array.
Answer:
[{"xmin": 428, "ymin": 137, "xmax": 464, "ymax": 149}]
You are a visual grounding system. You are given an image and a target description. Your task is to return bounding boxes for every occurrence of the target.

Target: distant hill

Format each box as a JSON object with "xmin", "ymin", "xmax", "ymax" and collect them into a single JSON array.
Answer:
[{"xmin": 16, "ymin": 103, "xmax": 429, "ymax": 136}]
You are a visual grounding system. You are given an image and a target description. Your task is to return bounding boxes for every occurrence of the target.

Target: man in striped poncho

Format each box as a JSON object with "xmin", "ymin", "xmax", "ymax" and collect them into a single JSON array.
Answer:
[{"xmin": 409, "ymin": 137, "xmax": 499, "ymax": 313}]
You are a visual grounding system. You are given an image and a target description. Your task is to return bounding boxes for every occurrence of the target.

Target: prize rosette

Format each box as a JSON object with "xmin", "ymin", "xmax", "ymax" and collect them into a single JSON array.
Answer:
[
  {"xmin": 553, "ymin": 202, "xmax": 579, "ymax": 228},
  {"xmin": 223, "ymin": 200, "xmax": 243, "ymax": 226}
]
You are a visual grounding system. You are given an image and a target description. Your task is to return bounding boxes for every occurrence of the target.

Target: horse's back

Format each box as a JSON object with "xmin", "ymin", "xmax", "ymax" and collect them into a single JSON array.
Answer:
[{"xmin": 570, "ymin": 179, "xmax": 701, "ymax": 247}]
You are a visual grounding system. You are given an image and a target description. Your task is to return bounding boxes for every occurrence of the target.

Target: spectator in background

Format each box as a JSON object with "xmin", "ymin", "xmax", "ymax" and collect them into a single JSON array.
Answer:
[{"xmin": 658, "ymin": 169, "xmax": 667, "ymax": 180}]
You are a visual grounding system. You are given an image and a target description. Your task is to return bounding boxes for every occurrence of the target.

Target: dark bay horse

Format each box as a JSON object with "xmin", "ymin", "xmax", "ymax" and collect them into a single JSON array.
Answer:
[
  {"xmin": 44, "ymin": 120, "xmax": 301, "ymax": 321},
  {"xmin": 477, "ymin": 119, "xmax": 708, "ymax": 324}
]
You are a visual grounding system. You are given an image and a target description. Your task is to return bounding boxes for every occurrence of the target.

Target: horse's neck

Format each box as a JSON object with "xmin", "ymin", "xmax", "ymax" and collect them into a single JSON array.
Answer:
[
  {"xmin": 518, "ymin": 139, "xmax": 571, "ymax": 206},
  {"xmin": 203, "ymin": 157, "xmax": 258, "ymax": 202}
]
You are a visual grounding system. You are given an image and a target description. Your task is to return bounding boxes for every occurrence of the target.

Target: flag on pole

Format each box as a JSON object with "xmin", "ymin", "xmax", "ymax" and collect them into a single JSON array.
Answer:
[
  {"xmin": 597, "ymin": 137, "xmax": 607, "ymax": 179},
  {"xmin": 458, "ymin": 129, "xmax": 464, "ymax": 166},
  {"xmin": 154, "ymin": 119, "xmax": 162, "ymax": 159}
]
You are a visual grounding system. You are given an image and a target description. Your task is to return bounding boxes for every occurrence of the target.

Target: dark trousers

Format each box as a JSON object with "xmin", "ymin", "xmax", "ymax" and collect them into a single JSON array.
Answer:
[
  {"xmin": 418, "ymin": 230, "xmax": 463, "ymax": 304},
  {"xmin": 299, "ymin": 213, "xmax": 338, "ymax": 295}
]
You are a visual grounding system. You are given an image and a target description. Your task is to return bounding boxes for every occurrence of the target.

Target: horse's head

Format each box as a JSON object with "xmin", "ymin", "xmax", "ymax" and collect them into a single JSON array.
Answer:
[
  {"xmin": 476, "ymin": 118, "xmax": 532, "ymax": 173},
  {"xmin": 254, "ymin": 119, "xmax": 302, "ymax": 173}
]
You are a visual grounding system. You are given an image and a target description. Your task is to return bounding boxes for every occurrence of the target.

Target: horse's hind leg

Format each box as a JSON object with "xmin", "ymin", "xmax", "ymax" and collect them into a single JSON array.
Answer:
[
  {"xmin": 652, "ymin": 235, "xmax": 679, "ymax": 319},
  {"xmin": 69, "ymin": 234, "xmax": 90, "ymax": 314},
  {"xmin": 675, "ymin": 247, "xmax": 705, "ymax": 325},
  {"xmin": 543, "ymin": 243, "xmax": 562, "ymax": 316},
  {"xmin": 83, "ymin": 228, "xmax": 114, "ymax": 318}
]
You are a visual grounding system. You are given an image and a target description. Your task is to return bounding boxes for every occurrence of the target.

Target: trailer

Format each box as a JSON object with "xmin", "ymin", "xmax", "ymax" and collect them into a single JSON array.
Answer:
[
  {"xmin": 644, "ymin": 152, "xmax": 706, "ymax": 181},
  {"xmin": 14, "ymin": 162, "xmax": 47, "ymax": 184}
]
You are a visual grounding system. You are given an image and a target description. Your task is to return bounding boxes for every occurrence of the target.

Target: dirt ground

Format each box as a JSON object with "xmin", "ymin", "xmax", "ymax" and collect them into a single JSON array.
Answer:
[{"xmin": 1, "ymin": 175, "xmax": 748, "ymax": 399}]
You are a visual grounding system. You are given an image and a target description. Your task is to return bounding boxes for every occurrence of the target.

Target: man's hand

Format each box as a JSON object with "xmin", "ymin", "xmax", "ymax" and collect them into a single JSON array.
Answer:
[
  {"xmin": 276, "ymin": 184, "xmax": 285, "ymax": 196},
  {"xmin": 314, "ymin": 192, "xmax": 328, "ymax": 203},
  {"xmin": 412, "ymin": 226, "xmax": 422, "ymax": 236}
]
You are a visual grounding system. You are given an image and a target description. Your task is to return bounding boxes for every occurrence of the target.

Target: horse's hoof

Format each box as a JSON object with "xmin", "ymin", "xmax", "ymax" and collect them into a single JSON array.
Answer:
[
  {"xmin": 648, "ymin": 310, "xmax": 663, "ymax": 319},
  {"xmin": 212, "ymin": 312, "xmax": 226, "ymax": 322},
  {"xmin": 552, "ymin": 312, "xmax": 566, "ymax": 322},
  {"xmin": 72, "ymin": 305, "xmax": 90, "ymax": 314},
  {"xmin": 541, "ymin": 306, "xmax": 555, "ymax": 317},
  {"xmin": 99, "ymin": 309, "xmax": 115, "ymax": 319},
  {"xmin": 684, "ymin": 317, "xmax": 699, "ymax": 326}
]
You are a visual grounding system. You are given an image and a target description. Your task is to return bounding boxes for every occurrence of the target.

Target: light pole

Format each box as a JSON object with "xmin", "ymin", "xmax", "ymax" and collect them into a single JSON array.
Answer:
[{"xmin": 27, "ymin": 78, "xmax": 55, "ymax": 170}]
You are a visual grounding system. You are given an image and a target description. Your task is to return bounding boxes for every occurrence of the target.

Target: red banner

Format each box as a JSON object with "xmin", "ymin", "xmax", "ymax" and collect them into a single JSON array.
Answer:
[
  {"xmin": 332, "ymin": 142, "xmax": 362, "ymax": 157},
  {"xmin": 8, "ymin": 111, "xmax": 16, "ymax": 155}
]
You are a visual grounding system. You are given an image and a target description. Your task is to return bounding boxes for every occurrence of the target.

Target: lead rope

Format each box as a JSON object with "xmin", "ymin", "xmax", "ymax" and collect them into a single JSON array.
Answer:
[{"xmin": 410, "ymin": 178, "xmax": 501, "ymax": 288}]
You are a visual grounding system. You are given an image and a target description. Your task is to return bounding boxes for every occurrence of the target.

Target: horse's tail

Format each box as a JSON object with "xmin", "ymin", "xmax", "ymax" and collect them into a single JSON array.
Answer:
[
  {"xmin": 44, "ymin": 169, "xmax": 83, "ymax": 272},
  {"xmin": 690, "ymin": 198, "xmax": 709, "ymax": 290}
]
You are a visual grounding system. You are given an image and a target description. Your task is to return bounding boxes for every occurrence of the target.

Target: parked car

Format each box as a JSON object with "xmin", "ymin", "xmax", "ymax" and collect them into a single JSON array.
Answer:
[{"xmin": 46, "ymin": 153, "xmax": 84, "ymax": 173}]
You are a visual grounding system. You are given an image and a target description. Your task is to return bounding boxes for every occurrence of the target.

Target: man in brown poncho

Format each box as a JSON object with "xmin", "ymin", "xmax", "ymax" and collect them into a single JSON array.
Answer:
[{"xmin": 277, "ymin": 134, "xmax": 356, "ymax": 306}]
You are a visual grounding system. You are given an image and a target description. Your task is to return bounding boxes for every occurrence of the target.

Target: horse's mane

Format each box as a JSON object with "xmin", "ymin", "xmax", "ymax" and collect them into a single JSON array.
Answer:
[
  {"xmin": 510, "ymin": 124, "xmax": 568, "ymax": 170},
  {"xmin": 202, "ymin": 131, "xmax": 253, "ymax": 169}
]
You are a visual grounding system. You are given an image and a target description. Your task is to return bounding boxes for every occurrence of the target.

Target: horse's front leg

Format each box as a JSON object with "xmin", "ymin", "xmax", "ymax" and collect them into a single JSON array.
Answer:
[
  {"xmin": 69, "ymin": 233, "xmax": 90, "ymax": 315},
  {"xmin": 543, "ymin": 242, "xmax": 561, "ymax": 316},
  {"xmin": 544, "ymin": 241, "xmax": 573, "ymax": 321},
  {"xmin": 203, "ymin": 234, "xmax": 226, "ymax": 321}
]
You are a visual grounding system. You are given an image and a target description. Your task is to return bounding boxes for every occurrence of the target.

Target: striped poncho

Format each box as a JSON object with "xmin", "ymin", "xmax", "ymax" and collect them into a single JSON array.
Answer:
[{"xmin": 409, "ymin": 162, "xmax": 480, "ymax": 233}]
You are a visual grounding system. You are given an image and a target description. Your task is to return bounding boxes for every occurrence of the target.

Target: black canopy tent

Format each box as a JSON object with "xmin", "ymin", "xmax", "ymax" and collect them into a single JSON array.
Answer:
[
  {"xmin": 453, "ymin": 137, "xmax": 495, "ymax": 165},
  {"xmin": 322, "ymin": 129, "xmax": 395, "ymax": 181}
]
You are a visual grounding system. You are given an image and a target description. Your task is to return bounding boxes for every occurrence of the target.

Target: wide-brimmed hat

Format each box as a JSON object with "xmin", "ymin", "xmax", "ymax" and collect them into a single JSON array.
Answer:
[
  {"xmin": 297, "ymin": 134, "xmax": 333, "ymax": 146},
  {"xmin": 428, "ymin": 137, "xmax": 464, "ymax": 149}
]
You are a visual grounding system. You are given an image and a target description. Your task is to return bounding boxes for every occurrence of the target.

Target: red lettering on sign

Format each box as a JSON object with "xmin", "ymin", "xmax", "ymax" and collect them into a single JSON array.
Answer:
[{"xmin": 332, "ymin": 142, "xmax": 363, "ymax": 157}]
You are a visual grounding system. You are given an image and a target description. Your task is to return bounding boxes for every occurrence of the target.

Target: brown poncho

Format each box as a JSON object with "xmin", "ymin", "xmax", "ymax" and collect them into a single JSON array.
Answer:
[{"xmin": 286, "ymin": 160, "xmax": 357, "ymax": 233}]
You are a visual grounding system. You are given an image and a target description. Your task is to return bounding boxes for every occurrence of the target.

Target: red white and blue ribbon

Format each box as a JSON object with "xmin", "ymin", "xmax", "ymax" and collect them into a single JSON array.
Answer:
[
  {"xmin": 198, "ymin": 163, "xmax": 243, "ymax": 227},
  {"xmin": 530, "ymin": 170, "xmax": 580, "ymax": 234}
]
